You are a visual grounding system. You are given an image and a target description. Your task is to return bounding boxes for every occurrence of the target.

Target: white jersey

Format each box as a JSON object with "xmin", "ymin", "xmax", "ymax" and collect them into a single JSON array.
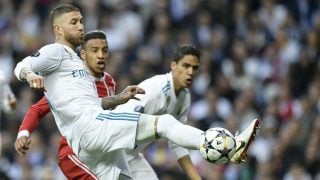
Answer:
[
  {"xmin": 15, "ymin": 43, "xmax": 140, "ymax": 179},
  {"xmin": 115, "ymin": 72, "xmax": 191, "ymax": 161},
  {"xmin": 0, "ymin": 71, "xmax": 16, "ymax": 114},
  {"xmin": 14, "ymin": 43, "xmax": 103, "ymax": 154}
]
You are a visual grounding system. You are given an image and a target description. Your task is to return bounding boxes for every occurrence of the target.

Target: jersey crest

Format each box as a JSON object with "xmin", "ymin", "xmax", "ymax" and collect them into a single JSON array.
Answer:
[
  {"xmin": 134, "ymin": 106, "xmax": 144, "ymax": 113},
  {"xmin": 31, "ymin": 51, "xmax": 40, "ymax": 57}
]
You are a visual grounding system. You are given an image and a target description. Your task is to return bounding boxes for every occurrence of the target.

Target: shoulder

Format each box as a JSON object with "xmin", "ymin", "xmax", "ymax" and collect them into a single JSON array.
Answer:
[
  {"xmin": 146, "ymin": 74, "xmax": 169, "ymax": 86},
  {"xmin": 40, "ymin": 43, "xmax": 63, "ymax": 52},
  {"xmin": 139, "ymin": 74, "xmax": 169, "ymax": 90},
  {"xmin": 103, "ymin": 72, "xmax": 114, "ymax": 82},
  {"xmin": 159, "ymin": 73, "xmax": 173, "ymax": 96},
  {"xmin": 103, "ymin": 72, "xmax": 116, "ymax": 86},
  {"xmin": 38, "ymin": 44, "xmax": 64, "ymax": 57}
]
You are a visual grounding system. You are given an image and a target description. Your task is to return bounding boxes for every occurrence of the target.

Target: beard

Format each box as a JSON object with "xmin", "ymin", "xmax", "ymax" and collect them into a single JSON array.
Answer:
[{"xmin": 65, "ymin": 32, "xmax": 84, "ymax": 47}]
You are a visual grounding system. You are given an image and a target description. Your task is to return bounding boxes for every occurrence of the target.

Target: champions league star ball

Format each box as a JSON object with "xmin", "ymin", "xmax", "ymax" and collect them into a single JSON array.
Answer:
[{"xmin": 200, "ymin": 127, "xmax": 236, "ymax": 164}]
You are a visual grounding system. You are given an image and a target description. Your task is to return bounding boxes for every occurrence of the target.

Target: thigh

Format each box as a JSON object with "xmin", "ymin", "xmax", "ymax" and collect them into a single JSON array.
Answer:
[
  {"xmin": 80, "ymin": 110, "xmax": 140, "ymax": 153},
  {"xmin": 79, "ymin": 149, "xmax": 130, "ymax": 180}
]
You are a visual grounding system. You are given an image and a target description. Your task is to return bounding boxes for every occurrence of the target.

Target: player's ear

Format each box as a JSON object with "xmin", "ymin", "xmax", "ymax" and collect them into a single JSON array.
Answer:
[
  {"xmin": 53, "ymin": 24, "xmax": 63, "ymax": 35},
  {"xmin": 80, "ymin": 49, "xmax": 86, "ymax": 60},
  {"xmin": 171, "ymin": 61, "xmax": 177, "ymax": 71}
]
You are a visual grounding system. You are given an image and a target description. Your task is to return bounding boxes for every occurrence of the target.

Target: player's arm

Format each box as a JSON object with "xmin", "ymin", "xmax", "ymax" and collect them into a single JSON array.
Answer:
[
  {"xmin": 171, "ymin": 96, "xmax": 201, "ymax": 180},
  {"xmin": 1, "ymin": 78, "xmax": 17, "ymax": 114},
  {"xmin": 14, "ymin": 44, "xmax": 63, "ymax": 91},
  {"xmin": 178, "ymin": 156, "xmax": 201, "ymax": 180},
  {"xmin": 15, "ymin": 97, "xmax": 50, "ymax": 156},
  {"xmin": 101, "ymin": 85, "xmax": 145, "ymax": 109},
  {"xmin": 169, "ymin": 130, "xmax": 201, "ymax": 180}
]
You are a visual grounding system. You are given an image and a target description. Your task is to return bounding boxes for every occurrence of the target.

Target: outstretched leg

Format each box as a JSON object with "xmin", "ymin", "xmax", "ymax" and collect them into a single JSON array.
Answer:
[{"xmin": 136, "ymin": 114, "xmax": 203, "ymax": 150}]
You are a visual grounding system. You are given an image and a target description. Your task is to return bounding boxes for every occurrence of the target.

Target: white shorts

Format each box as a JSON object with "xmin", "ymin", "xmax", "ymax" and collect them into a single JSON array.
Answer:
[
  {"xmin": 78, "ymin": 110, "xmax": 141, "ymax": 178},
  {"xmin": 77, "ymin": 110, "xmax": 158, "ymax": 179},
  {"xmin": 79, "ymin": 110, "xmax": 140, "ymax": 154},
  {"xmin": 79, "ymin": 149, "xmax": 131, "ymax": 179}
]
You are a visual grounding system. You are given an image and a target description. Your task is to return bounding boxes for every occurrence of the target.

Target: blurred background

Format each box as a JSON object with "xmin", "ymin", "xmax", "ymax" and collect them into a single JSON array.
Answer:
[{"xmin": 0, "ymin": 0, "xmax": 320, "ymax": 179}]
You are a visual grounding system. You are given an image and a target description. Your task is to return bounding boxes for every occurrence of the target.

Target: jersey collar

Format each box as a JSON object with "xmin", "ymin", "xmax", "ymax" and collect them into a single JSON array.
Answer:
[
  {"xmin": 93, "ymin": 72, "xmax": 105, "ymax": 81},
  {"xmin": 168, "ymin": 72, "xmax": 178, "ymax": 101}
]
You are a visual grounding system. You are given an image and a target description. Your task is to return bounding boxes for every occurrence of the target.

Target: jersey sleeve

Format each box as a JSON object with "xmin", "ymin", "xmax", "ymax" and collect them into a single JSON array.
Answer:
[
  {"xmin": 18, "ymin": 96, "xmax": 50, "ymax": 135},
  {"xmin": 14, "ymin": 44, "xmax": 63, "ymax": 81}
]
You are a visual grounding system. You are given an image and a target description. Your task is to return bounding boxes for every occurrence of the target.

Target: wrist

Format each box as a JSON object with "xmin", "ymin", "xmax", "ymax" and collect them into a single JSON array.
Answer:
[
  {"xmin": 21, "ymin": 68, "xmax": 33, "ymax": 80},
  {"xmin": 17, "ymin": 130, "xmax": 30, "ymax": 139},
  {"xmin": 118, "ymin": 93, "xmax": 129, "ymax": 104}
]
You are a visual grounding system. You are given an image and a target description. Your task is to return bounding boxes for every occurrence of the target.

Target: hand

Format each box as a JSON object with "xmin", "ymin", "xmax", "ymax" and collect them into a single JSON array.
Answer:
[
  {"xmin": 26, "ymin": 72, "xmax": 46, "ymax": 92},
  {"xmin": 14, "ymin": 136, "xmax": 31, "ymax": 156},
  {"xmin": 8, "ymin": 95, "xmax": 17, "ymax": 110},
  {"xmin": 119, "ymin": 85, "xmax": 145, "ymax": 103}
]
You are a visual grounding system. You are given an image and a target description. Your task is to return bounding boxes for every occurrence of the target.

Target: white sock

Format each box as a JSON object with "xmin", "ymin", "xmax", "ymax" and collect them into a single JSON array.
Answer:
[{"xmin": 157, "ymin": 114, "xmax": 203, "ymax": 150}]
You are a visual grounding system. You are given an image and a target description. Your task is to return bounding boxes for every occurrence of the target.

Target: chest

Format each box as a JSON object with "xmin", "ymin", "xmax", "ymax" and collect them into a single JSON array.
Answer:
[
  {"xmin": 157, "ymin": 94, "xmax": 184, "ymax": 118},
  {"xmin": 95, "ymin": 81, "xmax": 115, "ymax": 97}
]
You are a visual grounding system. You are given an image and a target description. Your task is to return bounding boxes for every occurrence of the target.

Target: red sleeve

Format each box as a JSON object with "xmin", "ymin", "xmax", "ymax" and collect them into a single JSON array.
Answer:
[{"xmin": 19, "ymin": 96, "xmax": 50, "ymax": 133}]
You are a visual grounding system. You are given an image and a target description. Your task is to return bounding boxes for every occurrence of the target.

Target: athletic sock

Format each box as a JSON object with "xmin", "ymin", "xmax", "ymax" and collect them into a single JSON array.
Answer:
[{"xmin": 156, "ymin": 114, "xmax": 203, "ymax": 150}]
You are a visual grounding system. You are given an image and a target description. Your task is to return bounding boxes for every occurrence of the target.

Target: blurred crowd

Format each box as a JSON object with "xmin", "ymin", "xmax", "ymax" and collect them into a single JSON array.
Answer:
[{"xmin": 0, "ymin": 0, "xmax": 320, "ymax": 179}]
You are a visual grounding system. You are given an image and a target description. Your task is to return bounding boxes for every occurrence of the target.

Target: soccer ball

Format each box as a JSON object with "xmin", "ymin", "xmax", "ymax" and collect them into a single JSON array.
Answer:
[{"xmin": 200, "ymin": 127, "xmax": 236, "ymax": 164}]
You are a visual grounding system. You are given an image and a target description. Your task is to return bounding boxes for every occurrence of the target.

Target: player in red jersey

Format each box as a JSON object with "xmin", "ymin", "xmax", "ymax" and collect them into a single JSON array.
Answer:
[{"xmin": 14, "ymin": 30, "xmax": 129, "ymax": 179}]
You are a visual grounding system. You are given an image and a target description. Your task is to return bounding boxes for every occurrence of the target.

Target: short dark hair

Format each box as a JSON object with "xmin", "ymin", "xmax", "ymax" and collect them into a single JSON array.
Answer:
[
  {"xmin": 81, "ymin": 30, "xmax": 107, "ymax": 49},
  {"xmin": 172, "ymin": 45, "xmax": 200, "ymax": 62},
  {"xmin": 50, "ymin": 4, "xmax": 80, "ymax": 26}
]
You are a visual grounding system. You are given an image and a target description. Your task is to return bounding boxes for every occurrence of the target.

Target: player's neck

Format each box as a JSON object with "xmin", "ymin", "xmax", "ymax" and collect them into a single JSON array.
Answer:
[
  {"xmin": 92, "ymin": 71, "xmax": 104, "ymax": 79},
  {"xmin": 172, "ymin": 74, "xmax": 182, "ymax": 96},
  {"xmin": 93, "ymin": 74, "xmax": 104, "ymax": 79},
  {"xmin": 173, "ymin": 82, "xmax": 183, "ymax": 96},
  {"xmin": 56, "ymin": 38, "xmax": 76, "ymax": 50}
]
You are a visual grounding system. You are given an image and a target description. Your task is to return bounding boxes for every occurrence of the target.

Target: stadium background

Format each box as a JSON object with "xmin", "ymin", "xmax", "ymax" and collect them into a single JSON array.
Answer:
[{"xmin": 0, "ymin": 0, "xmax": 319, "ymax": 179}]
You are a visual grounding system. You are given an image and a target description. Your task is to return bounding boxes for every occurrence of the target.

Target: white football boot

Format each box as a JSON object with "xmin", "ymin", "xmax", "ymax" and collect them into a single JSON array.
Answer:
[{"xmin": 230, "ymin": 119, "xmax": 260, "ymax": 164}]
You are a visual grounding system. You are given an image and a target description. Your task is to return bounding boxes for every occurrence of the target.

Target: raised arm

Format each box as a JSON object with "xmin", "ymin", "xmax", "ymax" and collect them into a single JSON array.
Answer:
[{"xmin": 14, "ymin": 96, "xmax": 50, "ymax": 156}]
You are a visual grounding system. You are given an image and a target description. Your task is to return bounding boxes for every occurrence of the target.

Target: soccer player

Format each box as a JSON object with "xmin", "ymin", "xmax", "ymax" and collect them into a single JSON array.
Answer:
[
  {"xmin": 15, "ymin": 30, "xmax": 120, "ymax": 179},
  {"xmin": 14, "ymin": 4, "xmax": 259, "ymax": 179},
  {"xmin": 0, "ymin": 70, "xmax": 17, "ymax": 114},
  {"xmin": 115, "ymin": 45, "xmax": 258, "ymax": 180},
  {"xmin": 115, "ymin": 45, "xmax": 202, "ymax": 180}
]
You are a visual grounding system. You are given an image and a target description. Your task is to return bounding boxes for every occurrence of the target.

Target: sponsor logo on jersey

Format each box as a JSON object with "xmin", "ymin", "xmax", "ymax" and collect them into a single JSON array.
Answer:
[{"xmin": 72, "ymin": 69, "xmax": 90, "ymax": 78}]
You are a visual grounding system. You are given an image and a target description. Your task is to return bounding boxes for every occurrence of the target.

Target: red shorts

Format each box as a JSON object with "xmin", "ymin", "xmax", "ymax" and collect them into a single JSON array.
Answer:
[{"xmin": 58, "ymin": 138, "xmax": 98, "ymax": 180}]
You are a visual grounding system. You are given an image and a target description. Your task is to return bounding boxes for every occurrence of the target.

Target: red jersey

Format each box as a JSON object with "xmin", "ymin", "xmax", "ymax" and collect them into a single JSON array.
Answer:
[{"xmin": 19, "ymin": 72, "xmax": 116, "ymax": 158}]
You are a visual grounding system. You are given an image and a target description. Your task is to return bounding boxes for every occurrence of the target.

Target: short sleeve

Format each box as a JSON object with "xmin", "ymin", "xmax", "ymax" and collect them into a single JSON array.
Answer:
[
  {"xmin": 14, "ymin": 44, "xmax": 63, "ymax": 80},
  {"xmin": 29, "ymin": 44, "xmax": 64, "ymax": 74}
]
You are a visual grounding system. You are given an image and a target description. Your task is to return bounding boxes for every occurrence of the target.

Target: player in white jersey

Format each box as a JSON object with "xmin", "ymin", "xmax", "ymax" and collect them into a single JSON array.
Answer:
[
  {"xmin": 0, "ymin": 70, "xmax": 17, "ymax": 114},
  {"xmin": 115, "ymin": 45, "xmax": 201, "ymax": 180},
  {"xmin": 115, "ymin": 45, "xmax": 259, "ymax": 180},
  {"xmin": 14, "ymin": 4, "xmax": 259, "ymax": 179}
]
